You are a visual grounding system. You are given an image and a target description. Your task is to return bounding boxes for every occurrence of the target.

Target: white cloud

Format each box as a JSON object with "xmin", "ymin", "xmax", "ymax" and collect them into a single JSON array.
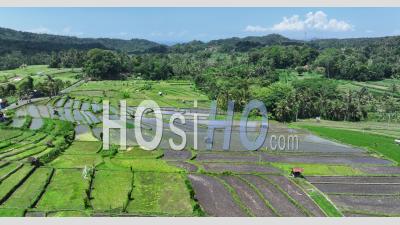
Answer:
[
  {"xmin": 244, "ymin": 25, "xmax": 269, "ymax": 32},
  {"xmin": 271, "ymin": 15, "xmax": 305, "ymax": 31},
  {"xmin": 245, "ymin": 11, "xmax": 353, "ymax": 33}
]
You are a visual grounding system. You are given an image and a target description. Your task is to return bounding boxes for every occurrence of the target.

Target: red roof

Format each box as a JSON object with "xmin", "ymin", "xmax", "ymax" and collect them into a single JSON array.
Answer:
[{"xmin": 292, "ymin": 168, "xmax": 304, "ymax": 173}]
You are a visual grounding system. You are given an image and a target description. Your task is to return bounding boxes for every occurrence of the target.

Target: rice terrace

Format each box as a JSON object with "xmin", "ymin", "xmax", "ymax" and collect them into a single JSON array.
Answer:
[{"xmin": 1, "ymin": 7, "xmax": 400, "ymax": 218}]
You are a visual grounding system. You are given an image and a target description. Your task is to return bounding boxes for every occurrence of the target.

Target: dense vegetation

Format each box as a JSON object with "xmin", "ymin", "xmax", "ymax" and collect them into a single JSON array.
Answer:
[
  {"xmin": 0, "ymin": 27, "xmax": 164, "ymax": 70},
  {"xmin": 1, "ymin": 26, "xmax": 400, "ymax": 122}
]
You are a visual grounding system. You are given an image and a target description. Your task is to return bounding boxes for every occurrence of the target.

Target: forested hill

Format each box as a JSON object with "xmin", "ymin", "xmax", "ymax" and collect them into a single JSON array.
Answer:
[
  {"xmin": 169, "ymin": 34, "xmax": 302, "ymax": 52},
  {"xmin": 310, "ymin": 36, "xmax": 400, "ymax": 49},
  {"xmin": 2, "ymin": 26, "xmax": 400, "ymax": 54},
  {"xmin": 0, "ymin": 27, "xmax": 164, "ymax": 54},
  {"xmin": 169, "ymin": 34, "xmax": 400, "ymax": 53}
]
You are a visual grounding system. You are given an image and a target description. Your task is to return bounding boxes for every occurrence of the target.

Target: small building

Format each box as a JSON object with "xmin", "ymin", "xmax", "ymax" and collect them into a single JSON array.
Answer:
[{"xmin": 291, "ymin": 167, "xmax": 304, "ymax": 178}]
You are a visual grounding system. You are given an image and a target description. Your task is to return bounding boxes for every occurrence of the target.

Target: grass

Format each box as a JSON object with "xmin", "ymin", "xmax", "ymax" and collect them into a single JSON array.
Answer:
[
  {"xmin": 63, "ymin": 141, "xmax": 102, "ymax": 155},
  {"xmin": 98, "ymin": 158, "xmax": 183, "ymax": 173},
  {"xmin": 338, "ymin": 78, "xmax": 400, "ymax": 98},
  {"xmin": 0, "ymin": 163, "xmax": 21, "ymax": 179},
  {"xmin": 46, "ymin": 210, "xmax": 89, "ymax": 217},
  {"xmin": 293, "ymin": 119, "xmax": 400, "ymax": 139},
  {"xmin": 115, "ymin": 146, "xmax": 163, "ymax": 159},
  {"xmin": 0, "ymin": 165, "xmax": 34, "ymax": 202},
  {"xmin": 276, "ymin": 69, "xmax": 400, "ymax": 98},
  {"xmin": 74, "ymin": 127, "xmax": 98, "ymax": 142},
  {"xmin": 308, "ymin": 189, "xmax": 342, "ymax": 217},
  {"xmin": 271, "ymin": 162, "xmax": 365, "ymax": 176},
  {"xmin": 294, "ymin": 179, "xmax": 343, "ymax": 217},
  {"xmin": 0, "ymin": 129, "xmax": 21, "ymax": 142},
  {"xmin": 0, "ymin": 65, "xmax": 81, "ymax": 85},
  {"xmin": 6, "ymin": 146, "xmax": 48, "ymax": 162},
  {"xmin": 126, "ymin": 172, "xmax": 193, "ymax": 216},
  {"xmin": 69, "ymin": 80, "xmax": 210, "ymax": 108},
  {"xmin": 49, "ymin": 154, "xmax": 103, "ymax": 169},
  {"xmin": 91, "ymin": 170, "xmax": 132, "ymax": 212},
  {"xmin": 295, "ymin": 124, "xmax": 400, "ymax": 164},
  {"xmin": 1, "ymin": 167, "xmax": 52, "ymax": 209},
  {"xmin": 0, "ymin": 208, "xmax": 25, "ymax": 216},
  {"xmin": 36, "ymin": 169, "xmax": 89, "ymax": 211}
]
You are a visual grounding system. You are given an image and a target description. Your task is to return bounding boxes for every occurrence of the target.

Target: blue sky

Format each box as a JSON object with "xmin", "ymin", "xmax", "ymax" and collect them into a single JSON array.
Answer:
[{"xmin": 0, "ymin": 8, "xmax": 399, "ymax": 44}]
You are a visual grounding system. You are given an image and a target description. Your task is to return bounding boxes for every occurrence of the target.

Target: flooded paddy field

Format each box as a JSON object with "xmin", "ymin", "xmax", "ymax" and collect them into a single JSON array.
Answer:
[{"xmin": 3, "ymin": 95, "xmax": 400, "ymax": 217}]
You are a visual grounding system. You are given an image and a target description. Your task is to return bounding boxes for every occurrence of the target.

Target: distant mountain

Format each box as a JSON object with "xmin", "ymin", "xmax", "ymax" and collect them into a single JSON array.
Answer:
[
  {"xmin": 309, "ymin": 35, "xmax": 400, "ymax": 49},
  {"xmin": 0, "ymin": 27, "xmax": 165, "ymax": 54},
  {"xmin": 169, "ymin": 34, "xmax": 302, "ymax": 52},
  {"xmin": 2, "ymin": 26, "xmax": 400, "ymax": 56},
  {"xmin": 96, "ymin": 38, "xmax": 167, "ymax": 53}
]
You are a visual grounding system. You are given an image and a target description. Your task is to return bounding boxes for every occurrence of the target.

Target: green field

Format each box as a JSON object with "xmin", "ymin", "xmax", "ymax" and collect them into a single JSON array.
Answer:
[
  {"xmin": 68, "ymin": 80, "xmax": 211, "ymax": 108},
  {"xmin": 115, "ymin": 147, "xmax": 163, "ymax": 159},
  {"xmin": 1, "ymin": 167, "xmax": 52, "ymax": 209},
  {"xmin": 294, "ymin": 123, "xmax": 400, "ymax": 164},
  {"xmin": 126, "ymin": 172, "xmax": 193, "ymax": 216},
  {"xmin": 91, "ymin": 170, "xmax": 132, "ymax": 212},
  {"xmin": 0, "ymin": 130, "xmax": 21, "ymax": 142},
  {"xmin": 0, "ymin": 163, "xmax": 21, "ymax": 179},
  {"xmin": 63, "ymin": 141, "xmax": 102, "ymax": 155},
  {"xmin": 337, "ymin": 78, "xmax": 400, "ymax": 97},
  {"xmin": 2, "ymin": 71, "xmax": 400, "ymax": 217},
  {"xmin": 294, "ymin": 179, "xmax": 343, "ymax": 217},
  {"xmin": 0, "ymin": 65, "xmax": 81, "ymax": 85},
  {"xmin": 49, "ymin": 154, "xmax": 103, "ymax": 169},
  {"xmin": 0, "ymin": 165, "xmax": 34, "ymax": 202},
  {"xmin": 278, "ymin": 69, "xmax": 400, "ymax": 98},
  {"xmin": 271, "ymin": 163, "xmax": 365, "ymax": 176},
  {"xmin": 293, "ymin": 119, "xmax": 400, "ymax": 138},
  {"xmin": 36, "ymin": 169, "xmax": 89, "ymax": 211},
  {"xmin": 98, "ymin": 158, "xmax": 182, "ymax": 173}
]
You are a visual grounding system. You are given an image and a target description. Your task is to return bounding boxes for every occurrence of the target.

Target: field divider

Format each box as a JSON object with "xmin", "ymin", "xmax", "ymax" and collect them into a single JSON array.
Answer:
[
  {"xmin": 212, "ymin": 175, "xmax": 254, "ymax": 217},
  {"xmin": 286, "ymin": 176, "xmax": 330, "ymax": 217},
  {"xmin": 30, "ymin": 167, "xmax": 55, "ymax": 209},
  {"xmin": 234, "ymin": 174, "xmax": 280, "ymax": 216},
  {"xmin": 0, "ymin": 163, "xmax": 23, "ymax": 183},
  {"xmin": 0, "ymin": 161, "xmax": 10, "ymax": 169},
  {"xmin": 259, "ymin": 175, "xmax": 313, "ymax": 217},
  {"xmin": 320, "ymin": 192, "xmax": 400, "ymax": 196},
  {"xmin": 8, "ymin": 146, "xmax": 48, "ymax": 162},
  {"xmin": 292, "ymin": 178, "xmax": 343, "ymax": 217},
  {"xmin": 0, "ymin": 132, "xmax": 23, "ymax": 143},
  {"xmin": 0, "ymin": 145, "xmax": 38, "ymax": 160},
  {"xmin": 341, "ymin": 209, "xmax": 400, "ymax": 217},
  {"xmin": 84, "ymin": 168, "xmax": 95, "ymax": 209},
  {"xmin": 0, "ymin": 165, "xmax": 36, "ymax": 205},
  {"xmin": 122, "ymin": 169, "xmax": 135, "ymax": 213},
  {"xmin": 184, "ymin": 176, "xmax": 205, "ymax": 216},
  {"xmin": 310, "ymin": 181, "xmax": 400, "ymax": 185},
  {"xmin": 0, "ymin": 139, "xmax": 35, "ymax": 155}
]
